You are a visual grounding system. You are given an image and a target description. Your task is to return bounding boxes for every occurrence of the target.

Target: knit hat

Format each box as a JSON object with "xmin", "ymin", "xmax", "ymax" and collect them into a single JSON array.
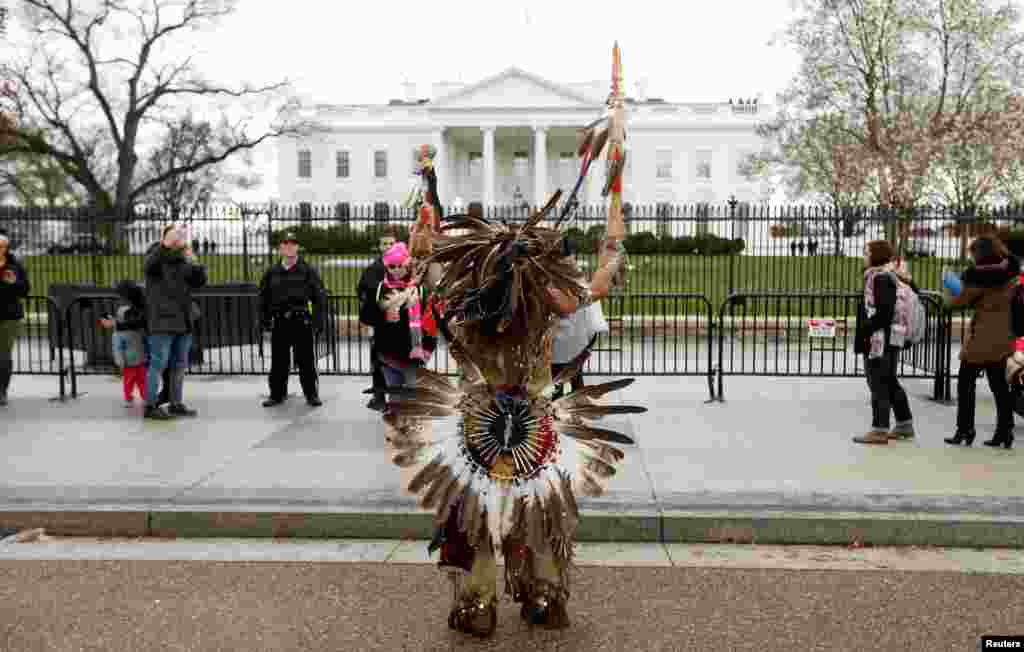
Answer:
[{"xmin": 383, "ymin": 242, "xmax": 411, "ymax": 267}]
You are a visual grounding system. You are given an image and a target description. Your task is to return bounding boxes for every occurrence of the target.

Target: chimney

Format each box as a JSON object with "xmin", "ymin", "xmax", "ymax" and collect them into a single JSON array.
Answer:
[
  {"xmin": 402, "ymin": 80, "xmax": 417, "ymax": 103},
  {"xmin": 634, "ymin": 78, "xmax": 648, "ymax": 102}
]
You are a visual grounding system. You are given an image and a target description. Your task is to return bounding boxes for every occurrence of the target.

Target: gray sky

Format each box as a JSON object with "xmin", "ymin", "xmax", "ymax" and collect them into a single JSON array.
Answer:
[
  {"xmin": 3, "ymin": 0, "xmax": 804, "ymax": 199},
  {"xmin": 190, "ymin": 0, "xmax": 802, "ymax": 105}
]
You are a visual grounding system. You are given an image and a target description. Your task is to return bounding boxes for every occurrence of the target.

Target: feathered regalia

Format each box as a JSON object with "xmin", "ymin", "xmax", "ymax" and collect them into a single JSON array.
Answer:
[{"xmin": 385, "ymin": 43, "xmax": 641, "ymax": 638}]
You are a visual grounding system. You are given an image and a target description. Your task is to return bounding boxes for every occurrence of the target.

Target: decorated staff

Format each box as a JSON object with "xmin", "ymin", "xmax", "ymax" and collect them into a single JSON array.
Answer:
[{"xmin": 378, "ymin": 44, "xmax": 643, "ymax": 639}]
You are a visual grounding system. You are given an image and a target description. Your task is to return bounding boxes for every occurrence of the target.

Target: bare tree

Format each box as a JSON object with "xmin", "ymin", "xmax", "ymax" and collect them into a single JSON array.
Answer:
[
  {"xmin": 773, "ymin": 0, "xmax": 1024, "ymax": 250},
  {"xmin": 139, "ymin": 113, "xmax": 222, "ymax": 221},
  {"xmin": 0, "ymin": 0, "xmax": 313, "ymax": 223},
  {"xmin": 746, "ymin": 112, "xmax": 876, "ymax": 253}
]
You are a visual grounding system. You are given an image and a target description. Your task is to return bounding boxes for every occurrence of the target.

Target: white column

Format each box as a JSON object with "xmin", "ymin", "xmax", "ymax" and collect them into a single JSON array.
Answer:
[
  {"xmin": 482, "ymin": 126, "xmax": 495, "ymax": 208},
  {"xmin": 533, "ymin": 125, "xmax": 547, "ymax": 208},
  {"xmin": 432, "ymin": 128, "xmax": 447, "ymax": 208}
]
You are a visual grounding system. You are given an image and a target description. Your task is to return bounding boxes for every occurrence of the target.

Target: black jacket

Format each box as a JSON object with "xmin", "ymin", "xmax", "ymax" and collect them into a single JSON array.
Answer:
[
  {"xmin": 259, "ymin": 258, "xmax": 327, "ymax": 328},
  {"xmin": 144, "ymin": 245, "xmax": 208, "ymax": 335},
  {"xmin": 0, "ymin": 254, "xmax": 30, "ymax": 321},
  {"xmin": 357, "ymin": 257, "xmax": 387, "ymax": 327}
]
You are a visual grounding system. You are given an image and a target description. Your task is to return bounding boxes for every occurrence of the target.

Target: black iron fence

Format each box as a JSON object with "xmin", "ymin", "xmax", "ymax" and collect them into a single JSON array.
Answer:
[
  {"xmin": 13, "ymin": 287, "xmax": 962, "ymax": 404},
  {"xmin": 713, "ymin": 290, "xmax": 952, "ymax": 403},
  {"xmin": 5, "ymin": 202, "xmax": 1024, "ymax": 313}
]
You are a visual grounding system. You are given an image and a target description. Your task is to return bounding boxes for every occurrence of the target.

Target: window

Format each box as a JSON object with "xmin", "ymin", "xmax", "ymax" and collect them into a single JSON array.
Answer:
[
  {"xmin": 696, "ymin": 150, "xmax": 712, "ymax": 181},
  {"xmin": 559, "ymin": 152, "xmax": 575, "ymax": 186},
  {"xmin": 334, "ymin": 202, "xmax": 351, "ymax": 221},
  {"xmin": 299, "ymin": 202, "xmax": 312, "ymax": 224},
  {"xmin": 468, "ymin": 152, "xmax": 482, "ymax": 179},
  {"xmin": 298, "ymin": 149, "xmax": 312, "ymax": 179},
  {"xmin": 513, "ymin": 151, "xmax": 529, "ymax": 180},
  {"xmin": 656, "ymin": 149, "xmax": 673, "ymax": 180},
  {"xmin": 374, "ymin": 150, "xmax": 388, "ymax": 179},
  {"xmin": 336, "ymin": 151, "xmax": 349, "ymax": 178}
]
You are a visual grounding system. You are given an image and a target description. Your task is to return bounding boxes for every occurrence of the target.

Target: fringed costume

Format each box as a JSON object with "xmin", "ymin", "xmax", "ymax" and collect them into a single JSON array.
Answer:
[{"xmin": 384, "ymin": 43, "xmax": 643, "ymax": 638}]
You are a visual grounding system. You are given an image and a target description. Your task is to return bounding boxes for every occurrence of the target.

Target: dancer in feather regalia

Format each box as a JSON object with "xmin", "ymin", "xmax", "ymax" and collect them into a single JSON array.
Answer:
[{"xmin": 384, "ymin": 43, "xmax": 644, "ymax": 638}]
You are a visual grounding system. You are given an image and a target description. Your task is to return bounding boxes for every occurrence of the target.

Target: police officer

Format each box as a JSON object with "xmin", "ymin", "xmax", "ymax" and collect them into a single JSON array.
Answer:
[{"xmin": 259, "ymin": 232, "xmax": 326, "ymax": 407}]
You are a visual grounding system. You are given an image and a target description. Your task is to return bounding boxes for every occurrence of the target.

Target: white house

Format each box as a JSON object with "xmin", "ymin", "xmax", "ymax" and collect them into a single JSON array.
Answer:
[{"xmin": 277, "ymin": 67, "xmax": 774, "ymax": 211}]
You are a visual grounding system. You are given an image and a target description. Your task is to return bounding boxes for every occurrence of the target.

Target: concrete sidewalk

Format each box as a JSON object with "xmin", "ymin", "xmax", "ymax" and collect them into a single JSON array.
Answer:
[{"xmin": 1, "ymin": 370, "xmax": 1023, "ymax": 547}]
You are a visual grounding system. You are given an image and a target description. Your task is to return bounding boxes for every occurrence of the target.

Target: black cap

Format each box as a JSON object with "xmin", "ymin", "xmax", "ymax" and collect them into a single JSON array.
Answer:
[{"xmin": 280, "ymin": 232, "xmax": 299, "ymax": 244}]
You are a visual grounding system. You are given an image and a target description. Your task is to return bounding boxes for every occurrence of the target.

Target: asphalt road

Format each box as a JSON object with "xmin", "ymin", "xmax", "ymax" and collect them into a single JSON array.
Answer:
[{"xmin": 1, "ymin": 560, "xmax": 1021, "ymax": 652}]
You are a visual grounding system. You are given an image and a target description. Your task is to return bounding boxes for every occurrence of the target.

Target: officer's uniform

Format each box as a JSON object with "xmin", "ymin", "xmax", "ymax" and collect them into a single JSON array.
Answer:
[{"xmin": 259, "ymin": 236, "xmax": 327, "ymax": 406}]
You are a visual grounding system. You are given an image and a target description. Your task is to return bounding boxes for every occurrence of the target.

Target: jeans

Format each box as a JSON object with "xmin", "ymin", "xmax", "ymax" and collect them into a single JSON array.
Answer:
[
  {"xmin": 865, "ymin": 349, "xmax": 912, "ymax": 430},
  {"xmin": 146, "ymin": 334, "xmax": 191, "ymax": 406},
  {"xmin": 957, "ymin": 360, "xmax": 1014, "ymax": 434},
  {"xmin": 381, "ymin": 363, "xmax": 416, "ymax": 390}
]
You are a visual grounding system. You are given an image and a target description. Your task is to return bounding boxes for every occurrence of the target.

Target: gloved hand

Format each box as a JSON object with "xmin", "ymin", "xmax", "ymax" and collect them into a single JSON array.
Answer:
[{"xmin": 942, "ymin": 270, "xmax": 962, "ymax": 297}]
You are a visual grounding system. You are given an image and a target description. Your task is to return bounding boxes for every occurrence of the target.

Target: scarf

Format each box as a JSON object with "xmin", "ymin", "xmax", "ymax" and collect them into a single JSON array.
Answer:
[
  {"xmin": 863, "ymin": 263, "xmax": 912, "ymax": 358},
  {"xmin": 382, "ymin": 272, "xmax": 424, "ymax": 360}
]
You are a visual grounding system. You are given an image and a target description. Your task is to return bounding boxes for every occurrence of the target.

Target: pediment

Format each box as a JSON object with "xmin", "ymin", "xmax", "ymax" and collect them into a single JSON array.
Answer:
[{"xmin": 432, "ymin": 68, "xmax": 598, "ymax": 109}]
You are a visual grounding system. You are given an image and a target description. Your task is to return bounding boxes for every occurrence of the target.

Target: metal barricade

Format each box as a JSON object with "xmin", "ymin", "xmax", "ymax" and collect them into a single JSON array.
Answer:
[{"xmin": 713, "ymin": 290, "xmax": 951, "ymax": 402}]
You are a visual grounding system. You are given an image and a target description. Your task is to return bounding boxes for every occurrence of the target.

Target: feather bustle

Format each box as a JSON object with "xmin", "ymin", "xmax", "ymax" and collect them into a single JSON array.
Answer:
[{"xmin": 407, "ymin": 453, "xmax": 444, "ymax": 494}]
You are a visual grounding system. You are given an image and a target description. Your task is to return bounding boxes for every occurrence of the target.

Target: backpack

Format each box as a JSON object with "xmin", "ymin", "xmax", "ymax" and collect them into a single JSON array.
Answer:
[
  {"xmin": 1010, "ymin": 283, "xmax": 1024, "ymax": 338},
  {"xmin": 893, "ymin": 275, "xmax": 926, "ymax": 348}
]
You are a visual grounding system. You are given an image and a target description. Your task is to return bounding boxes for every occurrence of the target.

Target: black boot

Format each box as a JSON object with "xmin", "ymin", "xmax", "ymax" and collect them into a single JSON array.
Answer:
[
  {"xmin": 0, "ymin": 359, "xmax": 12, "ymax": 406},
  {"xmin": 944, "ymin": 430, "xmax": 976, "ymax": 446},
  {"xmin": 984, "ymin": 429, "xmax": 1014, "ymax": 449},
  {"xmin": 144, "ymin": 404, "xmax": 173, "ymax": 420}
]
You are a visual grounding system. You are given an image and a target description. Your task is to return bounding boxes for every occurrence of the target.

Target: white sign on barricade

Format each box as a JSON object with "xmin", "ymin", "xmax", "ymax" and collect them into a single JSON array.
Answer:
[{"xmin": 807, "ymin": 319, "xmax": 837, "ymax": 338}]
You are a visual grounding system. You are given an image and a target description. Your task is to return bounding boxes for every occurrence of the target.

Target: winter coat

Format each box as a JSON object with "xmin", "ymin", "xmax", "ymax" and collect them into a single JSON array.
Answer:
[
  {"xmin": 111, "ymin": 303, "xmax": 147, "ymax": 369},
  {"xmin": 854, "ymin": 272, "xmax": 898, "ymax": 355},
  {"xmin": 357, "ymin": 257, "xmax": 386, "ymax": 327},
  {"xmin": 952, "ymin": 255, "xmax": 1022, "ymax": 365},
  {"xmin": 143, "ymin": 245, "xmax": 208, "ymax": 335},
  {"xmin": 258, "ymin": 258, "xmax": 327, "ymax": 329},
  {"xmin": 368, "ymin": 283, "xmax": 437, "ymax": 367},
  {"xmin": 0, "ymin": 254, "xmax": 30, "ymax": 321}
]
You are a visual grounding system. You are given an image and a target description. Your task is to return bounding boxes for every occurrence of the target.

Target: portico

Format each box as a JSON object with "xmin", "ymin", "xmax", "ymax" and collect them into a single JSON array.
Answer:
[{"xmin": 438, "ymin": 124, "xmax": 597, "ymax": 209}]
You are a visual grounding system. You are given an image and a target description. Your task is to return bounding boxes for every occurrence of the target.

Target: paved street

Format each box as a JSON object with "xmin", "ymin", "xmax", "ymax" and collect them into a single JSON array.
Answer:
[{"xmin": 1, "ymin": 539, "xmax": 1022, "ymax": 652}]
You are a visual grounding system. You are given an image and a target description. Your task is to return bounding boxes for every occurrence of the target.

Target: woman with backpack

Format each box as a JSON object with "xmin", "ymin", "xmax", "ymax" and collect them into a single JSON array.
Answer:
[
  {"xmin": 854, "ymin": 240, "xmax": 917, "ymax": 445},
  {"xmin": 943, "ymin": 236, "xmax": 1020, "ymax": 449}
]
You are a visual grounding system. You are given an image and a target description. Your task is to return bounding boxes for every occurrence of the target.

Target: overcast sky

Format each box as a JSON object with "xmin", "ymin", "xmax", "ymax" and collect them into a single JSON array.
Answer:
[
  {"xmin": 3, "ymin": 0, "xmax": 803, "ymax": 199},
  {"xmin": 190, "ymin": 0, "xmax": 802, "ymax": 105}
]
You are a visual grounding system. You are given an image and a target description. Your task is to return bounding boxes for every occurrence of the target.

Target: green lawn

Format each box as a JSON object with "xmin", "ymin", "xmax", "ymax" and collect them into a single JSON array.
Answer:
[{"xmin": 20, "ymin": 253, "xmax": 954, "ymax": 317}]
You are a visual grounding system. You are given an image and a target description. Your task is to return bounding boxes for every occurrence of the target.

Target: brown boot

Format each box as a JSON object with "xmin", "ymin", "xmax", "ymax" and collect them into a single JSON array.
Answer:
[{"xmin": 853, "ymin": 430, "xmax": 889, "ymax": 445}]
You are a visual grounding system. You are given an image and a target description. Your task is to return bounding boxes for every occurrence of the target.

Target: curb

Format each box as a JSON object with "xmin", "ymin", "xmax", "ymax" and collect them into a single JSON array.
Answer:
[{"xmin": 3, "ymin": 508, "xmax": 1024, "ymax": 549}]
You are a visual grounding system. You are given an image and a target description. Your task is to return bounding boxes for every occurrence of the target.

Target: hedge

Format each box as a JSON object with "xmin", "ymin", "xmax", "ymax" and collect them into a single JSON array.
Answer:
[{"xmin": 272, "ymin": 223, "xmax": 744, "ymax": 257}]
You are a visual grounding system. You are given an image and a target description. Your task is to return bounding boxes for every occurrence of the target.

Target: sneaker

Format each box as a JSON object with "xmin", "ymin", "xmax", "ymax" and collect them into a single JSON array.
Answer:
[
  {"xmin": 144, "ymin": 405, "xmax": 173, "ymax": 420},
  {"xmin": 853, "ymin": 430, "xmax": 889, "ymax": 445},
  {"xmin": 167, "ymin": 403, "xmax": 198, "ymax": 418},
  {"xmin": 262, "ymin": 397, "xmax": 285, "ymax": 407},
  {"xmin": 306, "ymin": 396, "xmax": 323, "ymax": 407}
]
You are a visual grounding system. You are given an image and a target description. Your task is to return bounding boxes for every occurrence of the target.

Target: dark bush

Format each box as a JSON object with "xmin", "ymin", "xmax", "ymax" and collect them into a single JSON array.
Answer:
[
  {"xmin": 268, "ymin": 224, "xmax": 743, "ymax": 257},
  {"xmin": 269, "ymin": 224, "xmax": 411, "ymax": 255}
]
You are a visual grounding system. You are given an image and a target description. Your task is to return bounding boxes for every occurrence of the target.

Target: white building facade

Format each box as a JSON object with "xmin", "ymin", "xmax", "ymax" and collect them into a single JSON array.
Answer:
[{"xmin": 277, "ymin": 68, "xmax": 773, "ymax": 210}]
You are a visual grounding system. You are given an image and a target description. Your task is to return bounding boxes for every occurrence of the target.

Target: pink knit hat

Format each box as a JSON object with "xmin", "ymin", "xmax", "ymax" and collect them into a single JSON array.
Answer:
[{"xmin": 383, "ymin": 242, "xmax": 411, "ymax": 266}]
